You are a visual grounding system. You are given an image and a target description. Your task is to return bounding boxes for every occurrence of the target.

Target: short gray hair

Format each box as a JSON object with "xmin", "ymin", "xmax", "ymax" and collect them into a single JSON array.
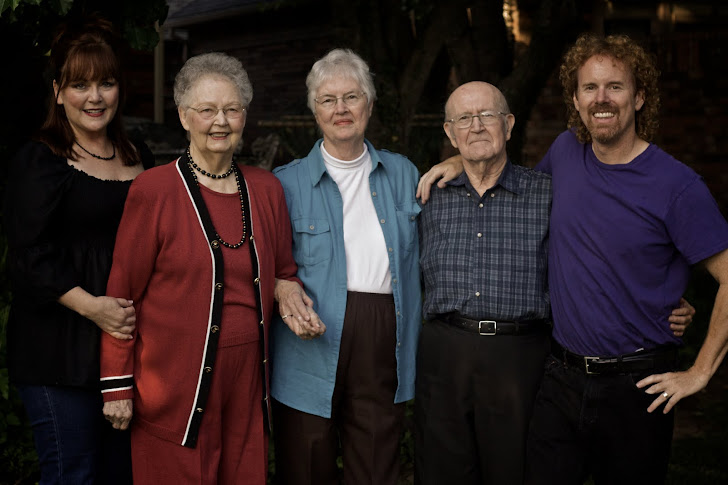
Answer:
[
  {"xmin": 174, "ymin": 52, "xmax": 253, "ymax": 108},
  {"xmin": 306, "ymin": 48, "xmax": 376, "ymax": 113}
]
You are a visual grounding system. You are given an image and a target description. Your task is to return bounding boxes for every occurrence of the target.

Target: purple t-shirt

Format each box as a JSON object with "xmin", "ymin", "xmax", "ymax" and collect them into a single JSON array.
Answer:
[{"xmin": 537, "ymin": 130, "xmax": 728, "ymax": 356}]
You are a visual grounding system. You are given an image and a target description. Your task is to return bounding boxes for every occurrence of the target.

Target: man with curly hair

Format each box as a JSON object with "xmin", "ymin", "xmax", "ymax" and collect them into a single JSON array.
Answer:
[{"xmin": 523, "ymin": 33, "xmax": 728, "ymax": 484}]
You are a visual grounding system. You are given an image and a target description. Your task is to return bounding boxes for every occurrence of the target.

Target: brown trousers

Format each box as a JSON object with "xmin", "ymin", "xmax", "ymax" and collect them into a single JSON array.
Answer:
[{"xmin": 273, "ymin": 291, "xmax": 405, "ymax": 485}]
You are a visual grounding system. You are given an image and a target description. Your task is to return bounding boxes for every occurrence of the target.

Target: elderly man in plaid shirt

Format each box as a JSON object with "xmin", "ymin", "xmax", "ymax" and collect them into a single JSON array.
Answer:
[{"xmin": 414, "ymin": 81, "xmax": 552, "ymax": 485}]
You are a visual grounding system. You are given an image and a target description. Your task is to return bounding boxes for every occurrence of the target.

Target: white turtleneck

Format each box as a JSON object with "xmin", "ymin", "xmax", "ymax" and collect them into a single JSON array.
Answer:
[{"xmin": 321, "ymin": 142, "xmax": 392, "ymax": 294}]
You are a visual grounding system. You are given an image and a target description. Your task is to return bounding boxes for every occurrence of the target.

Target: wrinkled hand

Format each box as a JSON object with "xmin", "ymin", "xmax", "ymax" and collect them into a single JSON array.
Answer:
[
  {"xmin": 636, "ymin": 366, "xmax": 710, "ymax": 414},
  {"xmin": 416, "ymin": 155, "xmax": 463, "ymax": 203},
  {"xmin": 89, "ymin": 297, "xmax": 136, "ymax": 340},
  {"xmin": 668, "ymin": 298, "xmax": 694, "ymax": 337},
  {"xmin": 274, "ymin": 279, "xmax": 325, "ymax": 340},
  {"xmin": 103, "ymin": 399, "xmax": 133, "ymax": 430}
]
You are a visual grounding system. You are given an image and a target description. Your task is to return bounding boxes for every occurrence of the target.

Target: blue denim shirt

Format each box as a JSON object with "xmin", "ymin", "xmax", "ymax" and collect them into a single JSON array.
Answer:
[{"xmin": 271, "ymin": 139, "xmax": 422, "ymax": 418}]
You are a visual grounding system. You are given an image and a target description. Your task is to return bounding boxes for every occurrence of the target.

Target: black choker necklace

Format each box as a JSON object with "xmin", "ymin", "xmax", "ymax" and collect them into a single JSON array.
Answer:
[
  {"xmin": 76, "ymin": 141, "xmax": 116, "ymax": 161},
  {"xmin": 186, "ymin": 147, "xmax": 234, "ymax": 179},
  {"xmin": 187, "ymin": 150, "xmax": 247, "ymax": 249}
]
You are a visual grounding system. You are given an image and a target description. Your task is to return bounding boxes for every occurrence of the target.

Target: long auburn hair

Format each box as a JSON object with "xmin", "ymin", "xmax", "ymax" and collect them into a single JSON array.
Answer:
[
  {"xmin": 37, "ymin": 15, "xmax": 140, "ymax": 166},
  {"xmin": 560, "ymin": 33, "xmax": 660, "ymax": 144}
]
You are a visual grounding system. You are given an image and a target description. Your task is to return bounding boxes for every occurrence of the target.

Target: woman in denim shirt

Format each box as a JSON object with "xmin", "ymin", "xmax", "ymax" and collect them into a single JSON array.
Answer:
[{"xmin": 271, "ymin": 48, "xmax": 421, "ymax": 485}]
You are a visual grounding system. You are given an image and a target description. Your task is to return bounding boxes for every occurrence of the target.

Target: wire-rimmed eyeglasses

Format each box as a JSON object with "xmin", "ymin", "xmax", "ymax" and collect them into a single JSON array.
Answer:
[
  {"xmin": 187, "ymin": 104, "xmax": 246, "ymax": 120},
  {"xmin": 447, "ymin": 111, "xmax": 508, "ymax": 129},
  {"xmin": 314, "ymin": 92, "xmax": 366, "ymax": 110}
]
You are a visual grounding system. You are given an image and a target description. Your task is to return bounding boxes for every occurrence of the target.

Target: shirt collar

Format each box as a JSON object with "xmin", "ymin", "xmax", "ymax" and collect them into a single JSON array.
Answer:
[
  {"xmin": 308, "ymin": 139, "xmax": 383, "ymax": 186},
  {"xmin": 446, "ymin": 158, "xmax": 521, "ymax": 195}
]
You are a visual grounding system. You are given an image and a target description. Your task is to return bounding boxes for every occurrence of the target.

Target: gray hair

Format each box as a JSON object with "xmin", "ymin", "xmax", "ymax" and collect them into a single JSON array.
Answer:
[
  {"xmin": 173, "ymin": 52, "xmax": 253, "ymax": 108},
  {"xmin": 306, "ymin": 48, "xmax": 376, "ymax": 113}
]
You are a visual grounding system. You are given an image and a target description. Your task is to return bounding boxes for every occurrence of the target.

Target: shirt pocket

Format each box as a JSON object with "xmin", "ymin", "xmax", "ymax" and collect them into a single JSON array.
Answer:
[
  {"xmin": 395, "ymin": 203, "xmax": 421, "ymax": 252},
  {"xmin": 292, "ymin": 218, "xmax": 332, "ymax": 266}
]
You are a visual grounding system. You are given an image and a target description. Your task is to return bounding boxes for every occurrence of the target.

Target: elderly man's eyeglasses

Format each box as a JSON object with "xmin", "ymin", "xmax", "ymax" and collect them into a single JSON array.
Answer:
[
  {"xmin": 314, "ymin": 92, "xmax": 366, "ymax": 109},
  {"xmin": 447, "ymin": 111, "xmax": 507, "ymax": 129},
  {"xmin": 188, "ymin": 104, "xmax": 246, "ymax": 120}
]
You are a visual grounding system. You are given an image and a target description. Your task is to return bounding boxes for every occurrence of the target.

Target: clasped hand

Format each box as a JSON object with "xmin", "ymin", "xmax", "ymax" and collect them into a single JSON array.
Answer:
[{"xmin": 274, "ymin": 279, "xmax": 325, "ymax": 340}]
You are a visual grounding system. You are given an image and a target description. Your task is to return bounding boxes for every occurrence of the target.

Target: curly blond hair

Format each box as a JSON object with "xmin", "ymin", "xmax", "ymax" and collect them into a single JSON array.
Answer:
[{"xmin": 560, "ymin": 33, "xmax": 660, "ymax": 143}]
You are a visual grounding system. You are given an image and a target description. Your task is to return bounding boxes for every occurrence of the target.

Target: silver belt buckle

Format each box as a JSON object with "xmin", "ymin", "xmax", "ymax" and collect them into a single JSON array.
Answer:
[
  {"xmin": 478, "ymin": 320, "xmax": 497, "ymax": 336},
  {"xmin": 584, "ymin": 356, "xmax": 600, "ymax": 374}
]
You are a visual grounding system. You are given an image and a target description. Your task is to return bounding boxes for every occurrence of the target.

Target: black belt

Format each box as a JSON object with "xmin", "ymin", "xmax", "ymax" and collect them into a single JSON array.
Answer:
[
  {"xmin": 551, "ymin": 339, "xmax": 678, "ymax": 375},
  {"xmin": 436, "ymin": 313, "xmax": 549, "ymax": 336}
]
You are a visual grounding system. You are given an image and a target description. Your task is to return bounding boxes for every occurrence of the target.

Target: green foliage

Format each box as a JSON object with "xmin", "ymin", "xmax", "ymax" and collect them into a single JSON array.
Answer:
[
  {"xmin": 0, "ymin": 235, "xmax": 39, "ymax": 484},
  {"xmin": 0, "ymin": 0, "xmax": 168, "ymax": 52}
]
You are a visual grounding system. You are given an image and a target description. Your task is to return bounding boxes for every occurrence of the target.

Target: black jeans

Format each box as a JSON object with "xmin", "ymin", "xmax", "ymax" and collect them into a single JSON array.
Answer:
[{"xmin": 525, "ymin": 355, "xmax": 674, "ymax": 485}]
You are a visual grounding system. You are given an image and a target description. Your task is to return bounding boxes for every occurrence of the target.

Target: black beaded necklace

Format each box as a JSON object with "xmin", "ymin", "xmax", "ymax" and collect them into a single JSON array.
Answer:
[
  {"xmin": 76, "ymin": 141, "xmax": 116, "ymax": 160},
  {"xmin": 187, "ymin": 148, "xmax": 247, "ymax": 249},
  {"xmin": 187, "ymin": 147, "xmax": 234, "ymax": 179}
]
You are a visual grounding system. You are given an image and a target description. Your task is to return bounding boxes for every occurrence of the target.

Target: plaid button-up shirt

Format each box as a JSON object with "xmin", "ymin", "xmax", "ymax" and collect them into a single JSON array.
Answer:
[{"xmin": 419, "ymin": 161, "xmax": 551, "ymax": 321}]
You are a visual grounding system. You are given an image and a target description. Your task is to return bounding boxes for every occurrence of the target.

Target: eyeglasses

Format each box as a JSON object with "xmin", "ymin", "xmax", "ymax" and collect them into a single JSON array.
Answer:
[
  {"xmin": 188, "ymin": 104, "xmax": 246, "ymax": 120},
  {"xmin": 314, "ymin": 92, "xmax": 366, "ymax": 109},
  {"xmin": 447, "ymin": 111, "xmax": 508, "ymax": 129}
]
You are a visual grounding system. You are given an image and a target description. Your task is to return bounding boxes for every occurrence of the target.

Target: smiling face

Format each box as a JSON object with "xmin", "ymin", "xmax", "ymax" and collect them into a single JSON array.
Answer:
[
  {"xmin": 178, "ymin": 75, "xmax": 246, "ymax": 160},
  {"xmin": 314, "ymin": 76, "xmax": 372, "ymax": 155},
  {"xmin": 444, "ymin": 82, "xmax": 514, "ymax": 165},
  {"xmin": 573, "ymin": 55, "xmax": 645, "ymax": 148},
  {"xmin": 55, "ymin": 78, "xmax": 119, "ymax": 139}
]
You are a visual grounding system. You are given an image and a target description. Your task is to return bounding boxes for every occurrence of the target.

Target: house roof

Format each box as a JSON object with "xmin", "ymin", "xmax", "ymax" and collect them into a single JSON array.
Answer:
[{"xmin": 166, "ymin": 0, "xmax": 276, "ymax": 28}]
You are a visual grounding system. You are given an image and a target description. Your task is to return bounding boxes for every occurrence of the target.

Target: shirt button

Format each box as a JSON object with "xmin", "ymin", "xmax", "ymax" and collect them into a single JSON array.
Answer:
[
  {"xmin": 263, "ymin": 358, "xmax": 268, "ymax": 364},
  {"xmin": 388, "ymin": 247, "xmax": 393, "ymax": 252},
  {"xmin": 210, "ymin": 240, "xmax": 220, "ymax": 249},
  {"xmin": 372, "ymin": 191, "xmax": 377, "ymax": 196},
  {"xmin": 259, "ymin": 320, "xmax": 264, "ymax": 326},
  {"xmin": 204, "ymin": 366, "xmax": 212, "ymax": 373},
  {"xmin": 196, "ymin": 407, "xmax": 204, "ymax": 413},
  {"xmin": 410, "ymin": 215, "xmax": 416, "ymax": 221},
  {"xmin": 397, "ymin": 311, "xmax": 401, "ymax": 316},
  {"xmin": 467, "ymin": 193, "xmax": 471, "ymax": 197},
  {"xmin": 475, "ymin": 291, "xmax": 481, "ymax": 297},
  {"xmin": 490, "ymin": 193, "xmax": 495, "ymax": 198},
  {"xmin": 397, "ymin": 341, "xmax": 401, "ymax": 347},
  {"xmin": 211, "ymin": 325, "xmax": 219, "ymax": 333},
  {"xmin": 477, "ymin": 233, "xmax": 482, "ymax": 238},
  {"xmin": 249, "ymin": 235, "xmax": 254, "ymax": 241},
  {"xmin": 253, "ymin": 277, "xmax": 260, "ymax": 285},
  {"xmin": 215, "ymin": 282, "xmax": 223, "ymax": 290},
  {"xmin": 392, "ymin": 279, "xmax": 397, "ymax": 284},
  {"xmin": 309, "ymin": 225, "xmax": 315, "ymax": 230},
  {"xmin": 380, "ymin": 219, "xmax": 385, "ymax": 224},
  {"xmin": 479, "ymin": 203, "xmax": 483, "ymax": 208}
]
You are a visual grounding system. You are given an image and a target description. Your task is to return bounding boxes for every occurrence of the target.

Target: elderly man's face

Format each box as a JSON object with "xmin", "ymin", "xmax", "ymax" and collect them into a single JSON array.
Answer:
[
  {"xmin": 573, "ymin": 55, "xmax": 644, "ymax": 146},
  {"xmin": 444, "ymin": 83, "xmax": 513, "ymax": 165}
]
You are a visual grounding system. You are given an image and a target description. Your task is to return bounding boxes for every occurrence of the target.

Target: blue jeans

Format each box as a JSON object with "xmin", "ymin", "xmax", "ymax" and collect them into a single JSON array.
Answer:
[{"xmin": 16, "ymin": 385, "xmax": 132, "ymax": 485}]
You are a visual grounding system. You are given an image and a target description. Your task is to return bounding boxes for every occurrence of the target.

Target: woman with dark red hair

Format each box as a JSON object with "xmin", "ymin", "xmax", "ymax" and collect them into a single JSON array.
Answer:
[{"xmin": 4, "ymin": 16, "xmax": 152, "ymax": 484}]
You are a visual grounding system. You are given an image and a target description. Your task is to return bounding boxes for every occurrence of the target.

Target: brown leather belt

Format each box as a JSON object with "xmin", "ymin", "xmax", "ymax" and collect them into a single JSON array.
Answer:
[{"xmin": 436, "ymin": 313, "xmax": 550, "ymax": 336}]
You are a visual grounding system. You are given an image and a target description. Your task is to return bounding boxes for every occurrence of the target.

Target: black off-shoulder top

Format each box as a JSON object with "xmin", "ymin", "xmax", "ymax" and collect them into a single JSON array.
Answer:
[{"xmin": 4, "ymin": 140, "xmax": 155, "ymax": 388}]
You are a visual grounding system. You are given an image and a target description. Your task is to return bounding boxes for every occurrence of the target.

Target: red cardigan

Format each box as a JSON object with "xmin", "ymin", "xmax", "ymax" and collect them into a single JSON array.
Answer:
[{"xmin": 100, "ymin": 159, "xmax": 297, "ymax": 447}]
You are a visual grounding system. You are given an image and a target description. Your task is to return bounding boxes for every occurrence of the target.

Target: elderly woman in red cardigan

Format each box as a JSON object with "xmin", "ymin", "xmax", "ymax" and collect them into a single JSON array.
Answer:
[{"xmin": 99, "ymin": 52, "xmax": 315, "ymax": 484}]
